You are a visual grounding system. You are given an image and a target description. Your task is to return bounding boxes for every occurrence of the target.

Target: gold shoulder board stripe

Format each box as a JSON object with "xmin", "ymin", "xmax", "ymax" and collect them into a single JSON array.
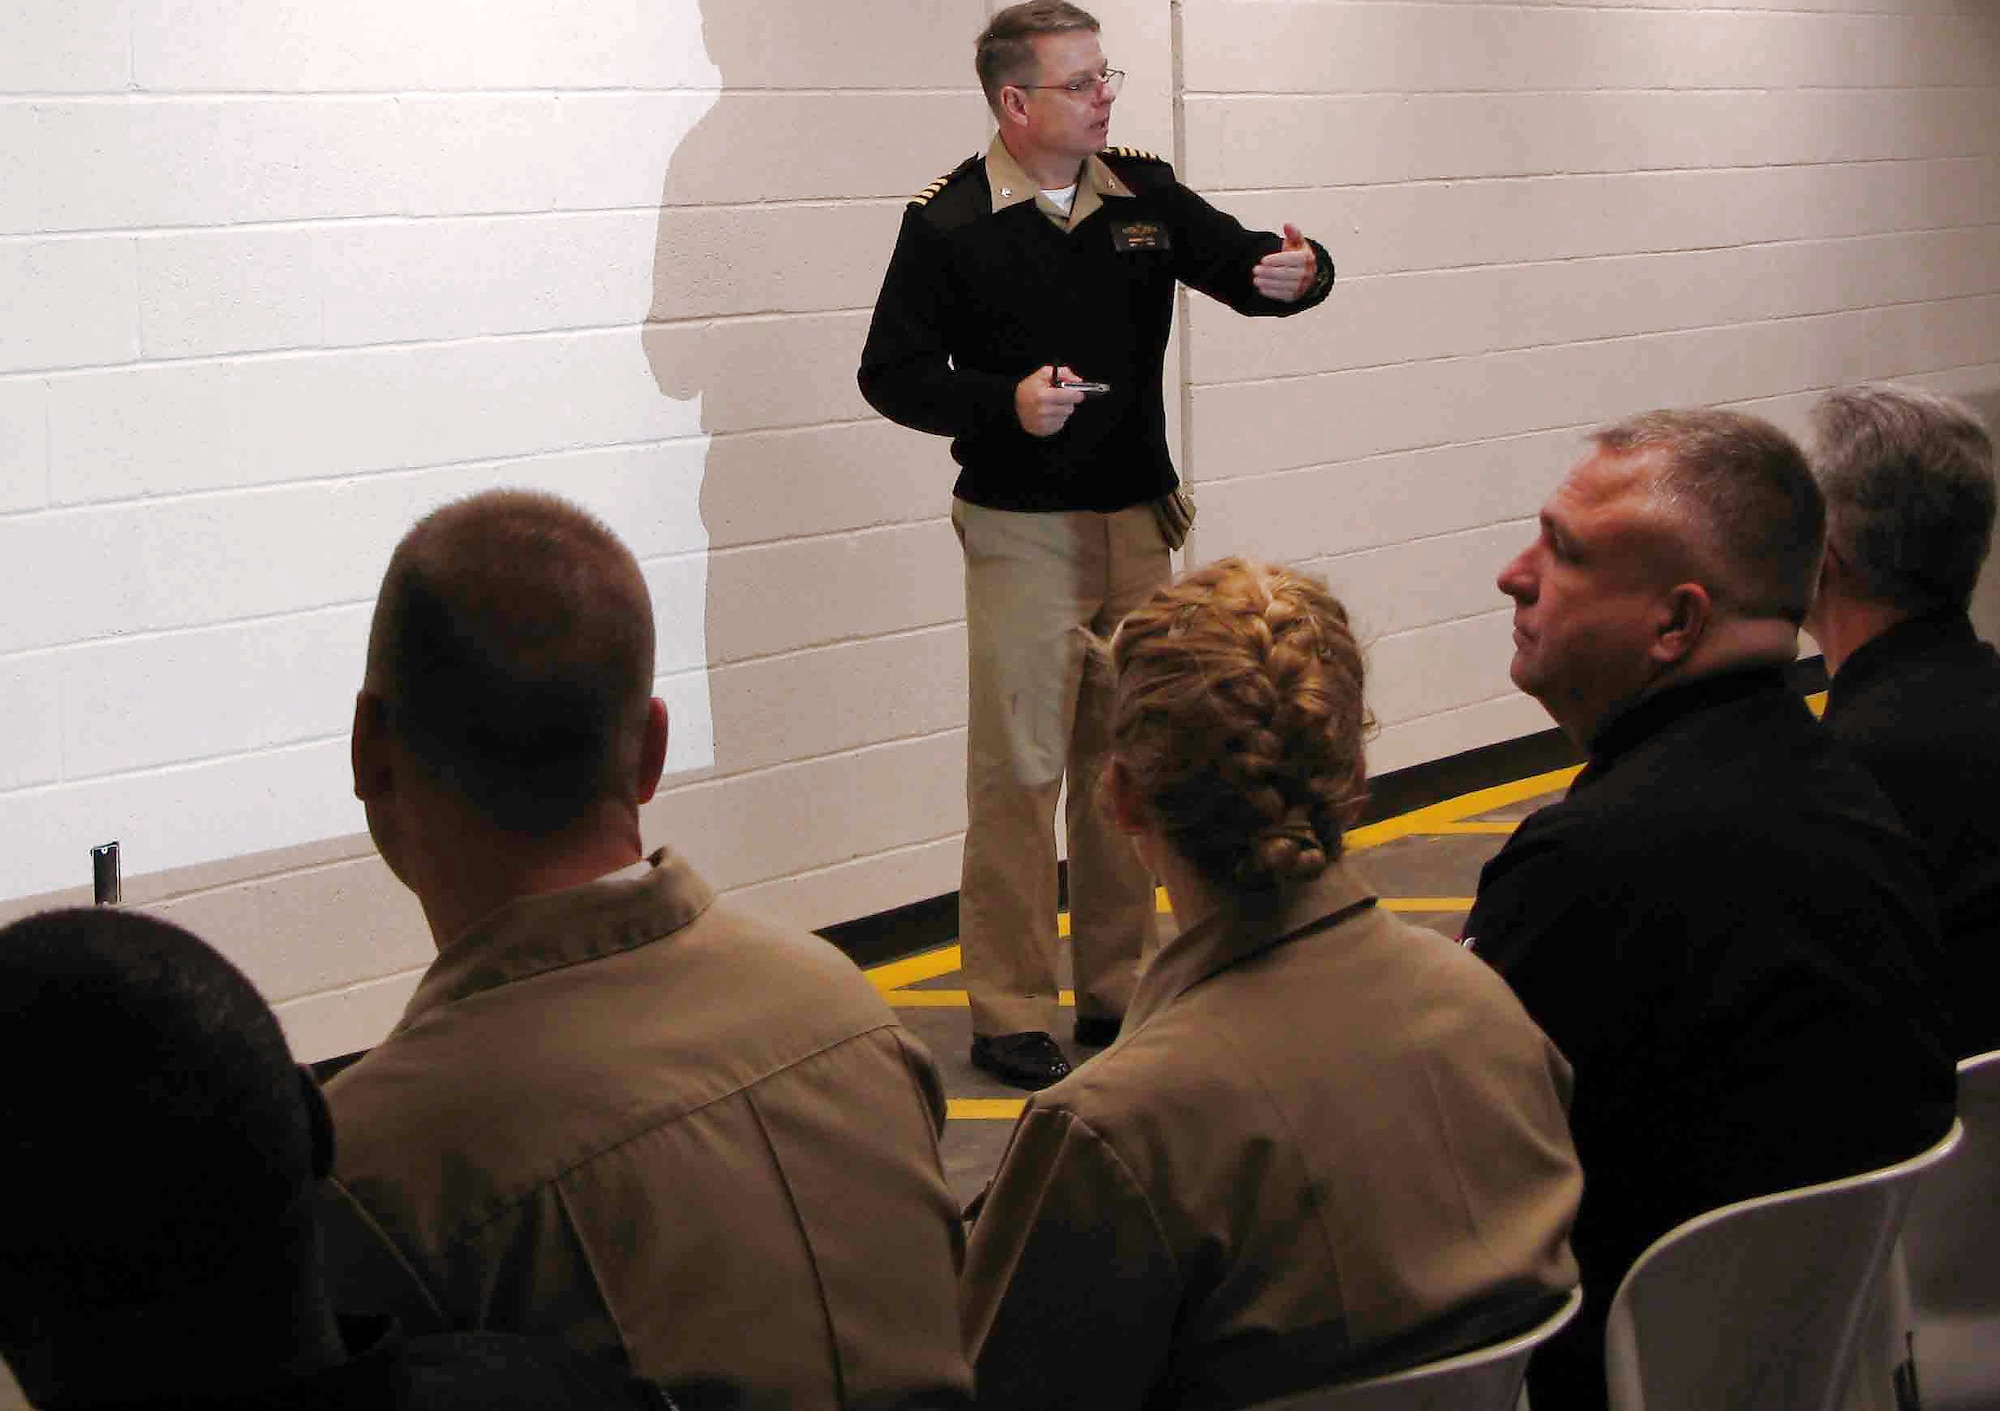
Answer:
[
  {"xmin": 911, "ymin": 156, "xmax": 978, "ymax": 206},
  {"xmin": 1104, "ymin": 145, "xmax": 1164, "ymax": 163}
]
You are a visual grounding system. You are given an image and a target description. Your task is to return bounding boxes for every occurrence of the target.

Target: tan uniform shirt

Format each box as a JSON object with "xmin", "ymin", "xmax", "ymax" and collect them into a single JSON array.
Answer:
[
  {"xmin": 961, "ymin": 861, "xmax": 1581, "ymax": 1411},
  {"xmin": 321, "ymin": 849, "xmax": 972, "ymax": 1409}
]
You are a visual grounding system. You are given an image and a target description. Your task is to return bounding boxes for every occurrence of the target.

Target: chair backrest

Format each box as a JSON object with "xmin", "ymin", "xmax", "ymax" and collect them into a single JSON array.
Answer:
[
  {"xmin": 1242, "ymin": 1286, "xmax": 1583, "ymax": 1411},
  {"xmin": 1900, "ymin": 1050, "xmax": 2000, "ymax": 1313},
  {"xmin": 1604, "ymin": 1121, "xmax": 1964, "ymax": 1411}
]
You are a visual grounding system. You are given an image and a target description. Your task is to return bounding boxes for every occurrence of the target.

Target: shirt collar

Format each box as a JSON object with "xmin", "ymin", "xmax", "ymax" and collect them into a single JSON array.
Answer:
[
  {"xmin": 985, "ymin": 134, "xmax": 1132, "ymax": 230},
  {"xmin": 1825, "ymin": 610, "xmax": 1979, "ymax": 714},
  {"xmin": 1577, "ymin": 664, "xmax": 1793, "ymax": 790},
  {"xmin": 1124, "ymin": 859, "xmax": 1377, "ymax": 1033},
  {"xmin": 394, "ymin": 848, "xmax": 714, "ymax": 1030}
]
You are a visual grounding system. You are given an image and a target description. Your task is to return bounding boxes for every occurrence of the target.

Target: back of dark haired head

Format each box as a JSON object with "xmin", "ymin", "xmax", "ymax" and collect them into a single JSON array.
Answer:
[
  {"xmin": 1594, "ymin": 408, "xmax": 1824, "ymax": 625},
  {"xmin": 1111, "ymin": 558, "xmax": 1370, "ymax": 894},
  {"xmin": 370, "ymin": 490, "xmax": 656, "ymax": 836},
  {"xmin": 1809, "ymin": 384, "xmax": 1997, "ymax": 615},
  {"xmin": 0, "ymin": 908, "xmax": 317, "ymax": 1328}
]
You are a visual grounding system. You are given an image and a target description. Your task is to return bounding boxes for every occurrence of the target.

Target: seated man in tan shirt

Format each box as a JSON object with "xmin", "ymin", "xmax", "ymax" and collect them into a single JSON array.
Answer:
[{"xmin": 321, "ymin": 489, "xmax": 971, "ymax": 1409}]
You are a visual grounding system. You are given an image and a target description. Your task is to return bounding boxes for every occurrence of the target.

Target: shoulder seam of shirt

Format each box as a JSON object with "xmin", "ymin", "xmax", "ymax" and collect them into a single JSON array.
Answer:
[
  {"xmin": 400, "ymin": 1018, "xmax": 911, "ymax": 1252},
  {"xmin": 1029, "ymin": 1102, "xmax": 1182, "ymax": 1284}
]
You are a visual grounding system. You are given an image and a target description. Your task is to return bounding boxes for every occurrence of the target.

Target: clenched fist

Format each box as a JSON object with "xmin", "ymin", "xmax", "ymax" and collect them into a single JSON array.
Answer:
[{"xmin": 1016, "ymin": 365, "xmax": 1087, "ymax": 438}]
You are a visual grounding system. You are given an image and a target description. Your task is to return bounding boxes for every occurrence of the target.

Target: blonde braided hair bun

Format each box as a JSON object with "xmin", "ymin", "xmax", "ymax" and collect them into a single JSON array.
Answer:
[{"xmin": 1110, "ymin": 557, "xmax": 1370, "ymax": 892}]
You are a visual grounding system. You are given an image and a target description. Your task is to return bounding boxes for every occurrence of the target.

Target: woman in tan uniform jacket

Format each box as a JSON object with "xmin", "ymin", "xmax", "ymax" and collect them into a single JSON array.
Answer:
[{"xmin": 960, "ymin": 557, "xmax": 1582, "ymax": 1411}]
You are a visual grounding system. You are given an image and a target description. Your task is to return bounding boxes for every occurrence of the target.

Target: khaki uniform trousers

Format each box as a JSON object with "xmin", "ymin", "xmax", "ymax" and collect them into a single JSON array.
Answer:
[{"xmin": 953, "ymin": 497, "xmax": 1168, "ymax": 1038}]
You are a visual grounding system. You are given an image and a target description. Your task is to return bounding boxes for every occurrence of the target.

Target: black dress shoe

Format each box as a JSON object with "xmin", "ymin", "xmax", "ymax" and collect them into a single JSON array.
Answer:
[
  {"xmin": 1072, "ymin": 1014, "xmax": 1122, "ymax": 1048},
  {"xmin": 970, "ymin": 1031, "xmax": 1072, "ymax": 1090}
]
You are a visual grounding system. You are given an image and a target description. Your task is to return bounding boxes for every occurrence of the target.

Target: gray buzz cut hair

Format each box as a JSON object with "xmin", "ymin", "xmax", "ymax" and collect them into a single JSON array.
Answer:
[
  {"xmin": 1808, "ymin": 384, "xmax": 1996, "ymax": 615},
  {"xmin": 1592, "ymin": 407, "xmax": 1825, "ymax": 626}
]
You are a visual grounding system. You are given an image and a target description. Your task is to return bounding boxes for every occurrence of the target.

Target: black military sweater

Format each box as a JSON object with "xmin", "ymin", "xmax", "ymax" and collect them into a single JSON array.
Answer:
[
  {"xmin": 1465, "ymin": 667, "xmax": 1957, "ymax": 1411},
  {"xmin": 1824, "ymin": 610, "xmax": 2000, "ymax": 1056},
  {"xmin": 857, "ymin": 148, "xmax": 1334, "ymax": 514}
]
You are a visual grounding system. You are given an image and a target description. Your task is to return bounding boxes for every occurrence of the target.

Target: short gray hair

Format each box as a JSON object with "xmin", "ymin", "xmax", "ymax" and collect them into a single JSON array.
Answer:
[
  {"xmin": 1593, "ymin": 408, "xmax": 1825, "ymax": 625},
  {"xmin": 1808, "ymin": 384, "xmax": 1996, "ymax": 614}
]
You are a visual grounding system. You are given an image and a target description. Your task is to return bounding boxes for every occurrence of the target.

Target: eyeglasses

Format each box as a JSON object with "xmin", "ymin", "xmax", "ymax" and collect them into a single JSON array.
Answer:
[{"xmin": 1015, "ymin": 68, "xmax": 1124, "ymax": 99}]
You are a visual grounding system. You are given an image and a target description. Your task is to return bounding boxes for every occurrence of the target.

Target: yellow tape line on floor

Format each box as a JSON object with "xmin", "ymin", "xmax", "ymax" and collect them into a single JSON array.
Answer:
[
  {"xmin": 949, "ymin": 1098, "xmax": 1027, "ymax": 1121},
  {"xmin": 867, "ymin": 769, "xmax": 1576, "ymax": 1115},
  {"xmin": 1343, "ymin": 767, "xmax": 1581, "ymax": 852}
]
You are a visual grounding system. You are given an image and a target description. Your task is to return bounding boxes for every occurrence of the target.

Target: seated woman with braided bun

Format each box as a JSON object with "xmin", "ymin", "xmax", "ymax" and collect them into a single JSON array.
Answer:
[{"xmin": 959, "ymin": 557, "xmax": 1582, "ymax": 1411}]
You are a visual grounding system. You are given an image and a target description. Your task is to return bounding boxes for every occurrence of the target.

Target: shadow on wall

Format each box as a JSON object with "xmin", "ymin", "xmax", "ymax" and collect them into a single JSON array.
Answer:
[
  {"xmin": 640, "ymin": 0, "xmax": 984, "ymax": 793},
  {"xmin": 641, "ymin": 0, "xmax": 871, "ymax": 784}
]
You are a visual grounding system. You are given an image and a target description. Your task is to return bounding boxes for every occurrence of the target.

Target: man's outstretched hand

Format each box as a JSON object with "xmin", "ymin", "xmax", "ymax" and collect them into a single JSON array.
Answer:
[{"xmin": 1252, "ymin": 224, "xmax": 1318, "ymax": 303}]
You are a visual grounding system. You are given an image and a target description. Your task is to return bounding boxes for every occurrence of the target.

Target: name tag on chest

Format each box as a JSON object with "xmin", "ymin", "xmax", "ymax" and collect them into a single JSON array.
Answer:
[{"xmin": 1111, "ymin": 220, "xmax": 1169, "ymax": 253}]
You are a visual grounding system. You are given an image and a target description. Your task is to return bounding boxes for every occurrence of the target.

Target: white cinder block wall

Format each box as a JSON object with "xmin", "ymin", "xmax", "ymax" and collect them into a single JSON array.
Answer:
[
  {"xmin": 2, "ymin": 0, "xmax": 1998, "ymax": 1062},
  {"xmin": 1182, "ymin": 0, "xmax": 2000, "ymax": 771}
]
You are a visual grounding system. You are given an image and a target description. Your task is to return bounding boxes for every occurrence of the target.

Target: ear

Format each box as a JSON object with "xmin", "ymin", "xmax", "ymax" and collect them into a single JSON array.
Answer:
[
  {"xmin": 998, "ymin": 85, "xmax": 1031, "ymax": 128},
  {"xmin": 1103, "ymin": 758, "xmax": 1148, "ymax": 837},
  {"xmin": 351, "ymin": 689, "xmax": 394, "ymax": 802},
  {"xmin": 1805, "ymin": 544, "xmax": 1838, "ymax": 633},
  {"xmin": 1650, "ymin": 582, "xmax": 1712, "ymax": 667},
  {"xmin": 1817, "ymin": 540, "xmax": 1848, "ymax": 598},
  {"xmin": 635, "ymin": 697, "xmax": 668, "ymax": 805}
]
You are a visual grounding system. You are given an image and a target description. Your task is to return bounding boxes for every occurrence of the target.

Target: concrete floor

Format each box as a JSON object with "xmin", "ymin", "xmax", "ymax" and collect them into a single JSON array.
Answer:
[{"xmin": 878, "ymin": 774, "xmax": 1575, "ymax": 1208}]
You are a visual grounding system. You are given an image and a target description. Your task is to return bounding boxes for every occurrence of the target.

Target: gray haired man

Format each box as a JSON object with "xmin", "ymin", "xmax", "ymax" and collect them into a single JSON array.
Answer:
[{"xmin": 1807, "ymin": 383, "xmax": 2000, "ymax": 1056}]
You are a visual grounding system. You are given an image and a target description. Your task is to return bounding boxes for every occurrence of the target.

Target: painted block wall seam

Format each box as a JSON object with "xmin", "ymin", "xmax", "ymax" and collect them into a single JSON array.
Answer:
[
  {"xmin": 1181, "ymin": 86, "xmax": 2000, "ymax": 191},
  {"xmin": 1187, "ymin": 223, "xmax": 2000, "ymax": 385},
  {"xmin": 1188, "ymin": 296, "xmax": 2000, "ymax": 483},
  {"xmin": 0, "ymin": 417, "xmax": 941, "ymax": 535},
  {"xmin": 0, "ymin": 617, "xmax": 971, "ymax": 828},
  {"xmin": 0, "ymin": 92, "xmax": 988, "ymax": 236},
  {"xmin": 0, "ymin": 498, "xmax": 957, "ymax": 655},
  {"xmin": 0, "ymin": 203, "xmax": 926, "ymax": 374},
  {"xmin": 1180, "ymin": 5, "xmax": 2000, "ymax": 95}
]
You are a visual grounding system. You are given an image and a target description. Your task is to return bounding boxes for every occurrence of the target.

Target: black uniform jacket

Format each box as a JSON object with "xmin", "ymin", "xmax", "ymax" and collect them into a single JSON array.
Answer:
[
  {"xmin": 1824, "ymin": 610, "xmax": 2000, "ymax": 1056},
  {"xmin": 1464, "ymin": 666, "xmax": 1958, "ymax": 1411},
  {"xmin": 857, "ymin": 144, "xmax": 1334, "ymax": 513}
]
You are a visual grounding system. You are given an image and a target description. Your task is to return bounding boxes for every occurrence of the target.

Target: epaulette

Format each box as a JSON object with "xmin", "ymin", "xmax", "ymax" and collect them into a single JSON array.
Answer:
[
  {"xmin": 1100, "ymin": 145, "xmax": 1168, "ymax": 165},
  {"xmin": 911, "ymin": 154, "xmax": 982, "ymax": 208}
]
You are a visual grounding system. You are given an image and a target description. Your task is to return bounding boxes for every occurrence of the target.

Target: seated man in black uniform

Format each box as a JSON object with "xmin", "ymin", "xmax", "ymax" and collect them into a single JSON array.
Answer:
[
  {"xmin": 1464, "ymin": 408, "xmax": 1957, "ymax": 1411},
  {"xmin": 0, "ymin": 907, "xmax": 662, "ymax": 1411},
  {"xmin": 1806, "ymin": 383, "xmax": 2000, "ymax": 1057}
]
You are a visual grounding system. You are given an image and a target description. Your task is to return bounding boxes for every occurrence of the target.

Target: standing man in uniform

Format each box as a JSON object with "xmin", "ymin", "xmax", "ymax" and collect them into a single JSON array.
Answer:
[{"xmin": 858, "ymin": 0, "xmax": 1336, "ymax": 1089}]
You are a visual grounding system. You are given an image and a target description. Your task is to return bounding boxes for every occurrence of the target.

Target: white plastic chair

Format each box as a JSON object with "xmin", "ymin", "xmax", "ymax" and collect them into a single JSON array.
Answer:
[
  {"xmin": 1887, "ymin": 1049, "xmax": 2000, "ymax": 1411},
  {"xmin": 1242, "ymin": 1285, "xmax": 1582, "ymax": 1411},
  {"xmin": 1605, "ymin": 1121, "xmax": 1964, "ymax": 1411}
]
